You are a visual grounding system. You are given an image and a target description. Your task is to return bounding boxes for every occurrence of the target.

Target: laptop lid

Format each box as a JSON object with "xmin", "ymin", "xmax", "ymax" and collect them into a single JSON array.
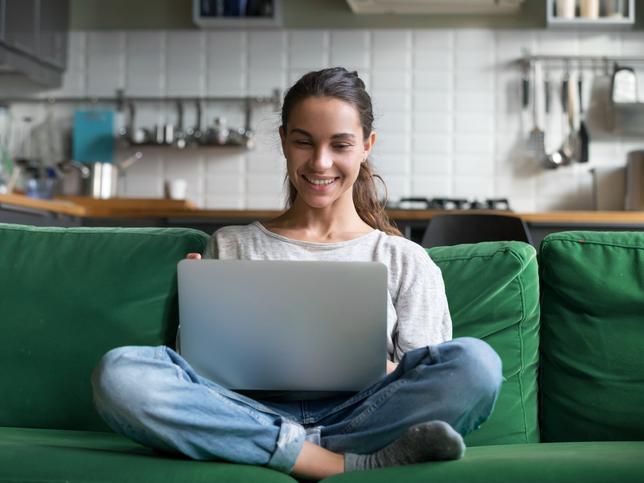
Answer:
[{"xmin": 177, "ymin": 260, "xmax": 387, "ymax": 392}]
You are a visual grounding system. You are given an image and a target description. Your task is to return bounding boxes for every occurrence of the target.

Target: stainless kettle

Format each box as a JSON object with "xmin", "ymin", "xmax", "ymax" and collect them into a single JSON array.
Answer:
[{"xmin": 58, "ymin": 152, "xmax": 143, "ymax": 199}]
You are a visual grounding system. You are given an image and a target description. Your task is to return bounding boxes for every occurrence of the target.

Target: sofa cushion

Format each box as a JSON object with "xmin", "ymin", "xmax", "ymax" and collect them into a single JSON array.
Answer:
[
  {"xmin": 323, "ymin": 441, "xmax": 644, "ymax": 483},
  {"xmin": 0, "ymin": 224, "xmax": 209, "ymax": 432},
  {"xmin": 0, "ymin": 426, "xmax": 295, "ymax": 483},
  {"xmin": 428, "ymin": 242, "xmax": 540, "ymax": 446},
  {"xmin": 539, "ymin": 231, "xmax": 644, "ymax": 442}
]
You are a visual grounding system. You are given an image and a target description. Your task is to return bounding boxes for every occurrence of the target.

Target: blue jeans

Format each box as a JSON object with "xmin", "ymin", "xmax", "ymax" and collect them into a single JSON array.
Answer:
[{"xmin": 91, "ymin": 337, "xmax": 502, "ymax": 474}]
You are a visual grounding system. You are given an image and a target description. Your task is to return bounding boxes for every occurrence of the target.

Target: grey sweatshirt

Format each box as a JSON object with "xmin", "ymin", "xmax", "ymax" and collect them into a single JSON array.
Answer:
[{"xmin": 177, "ymin": 221, "xmax": 452, "ymax": 362}]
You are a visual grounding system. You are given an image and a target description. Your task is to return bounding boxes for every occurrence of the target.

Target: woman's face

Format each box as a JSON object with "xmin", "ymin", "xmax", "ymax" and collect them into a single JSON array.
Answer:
[{"xmin": 280, "ymin": 96, "xmax": 376, "ymax": 210}]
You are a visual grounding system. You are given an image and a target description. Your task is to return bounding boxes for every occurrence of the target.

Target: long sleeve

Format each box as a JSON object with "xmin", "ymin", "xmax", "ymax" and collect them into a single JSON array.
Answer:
[{"xmin": 391, "ymin": 247, "xmax": 452, "ymax": 361}]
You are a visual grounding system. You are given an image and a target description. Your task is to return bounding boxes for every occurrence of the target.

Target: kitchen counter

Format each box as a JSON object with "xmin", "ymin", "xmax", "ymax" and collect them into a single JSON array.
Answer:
[
  {"xmin": 0, "ymin": 194, "xmax": 198, "ymax": 217},
  {"xmin": 2, "ymin": 193, "xmax": 643, "ymax": 246},
  {"xmin": 2, "ymin": 194, "xmax": 644, "ymax": 224}
]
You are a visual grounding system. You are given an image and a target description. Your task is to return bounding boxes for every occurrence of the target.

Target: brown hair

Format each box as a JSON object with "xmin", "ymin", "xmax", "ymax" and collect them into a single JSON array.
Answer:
[{"xmin": 281, "ymin": 67, "xmax": 401, "ymax": 237}]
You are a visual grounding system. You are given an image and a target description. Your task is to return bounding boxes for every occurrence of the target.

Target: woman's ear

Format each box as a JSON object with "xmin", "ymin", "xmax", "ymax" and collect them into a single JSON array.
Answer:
[
  {"xmin": 363, "ymin": 131, "xmax": 376, "ymax": 161},
  {"xmin": 279, "ymin": 126, "xmax": 287, "ymax": 157}
]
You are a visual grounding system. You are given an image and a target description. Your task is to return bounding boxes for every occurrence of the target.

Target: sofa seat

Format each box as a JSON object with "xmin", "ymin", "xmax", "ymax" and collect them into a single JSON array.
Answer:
[
  {"xmin": 4, "ymin": 425, "xmax": 643, "ymax": 483},
  {"xmin": 326, "ymin": 442, "xmax": 644, "ymax": 483},
  {"xmin": 0, "ymin": 426, "xmax": 296, "ymax": 483}
]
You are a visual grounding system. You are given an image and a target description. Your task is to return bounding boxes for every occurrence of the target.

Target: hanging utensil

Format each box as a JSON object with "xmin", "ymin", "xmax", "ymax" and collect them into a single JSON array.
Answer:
[
  {"xmin": 522, "ymin": 64, "xmax": 530, "ymax": 113},
  {"xmin": 128, "ymin": 102, "xmax": 152, "ymax": 146},
  {"xmin": 186, "ymin": 99, "xmax": 203, "ymax": 146},
  {"xmin": 567, "ymin": 72, "xmax": 580, "ymax": 163},
  {"xmin": 544, "ymin": 65, "xmax": 573, "ymax": 169},
  {"xmin": 542, "ymin": 70, "xmax": 561, "ymax": 169},
  {"xmin": 528, "ymin": 61, "xmax": 546, "ymax": 163},
  {"xmin": 174, "ymin": 100, "xmax": 187, "ymax": 149},
  {"xmin": 577, "ymin": 74, "xmax": 590, "ymax": 163}
]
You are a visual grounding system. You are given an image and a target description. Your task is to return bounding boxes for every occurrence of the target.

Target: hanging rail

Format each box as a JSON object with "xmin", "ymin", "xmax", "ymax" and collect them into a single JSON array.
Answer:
[
  {"xmin": 0, "ymin": 88, "xmax": 282, "ymax": 110},
  {"xmin": 520, "ymin": 53, "xmax": 644, "ymax": 71}
]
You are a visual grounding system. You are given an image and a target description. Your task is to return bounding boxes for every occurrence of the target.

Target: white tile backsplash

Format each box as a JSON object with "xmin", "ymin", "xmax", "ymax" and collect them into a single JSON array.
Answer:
[
  {"xmin": 412, "ymin": 133, "xmax": 451, "ymax": 155},
  {"xmin": 86, "ymin": 32, "xmax": 125, "ymax": 97},
  {"xmin": 372, "ymin": 154, "xmax": 411, "ymax": 176},
  {"xmin": 288, "ymin": 31, "xmax": 328, "ymax": 70},
  {"xmin": 411, "ymin": 175, "xmax": 451, "ymax": 198},
  {"xmin": 330, "ymin": 31, "xmax": 370, "ymax": 69},
  {"xmin": 371, "ymin": 70, "xmax": 411, "ymax": 91},
  {"xmin": 413, "ymin": 153, "xmax": 452, "ymax": 176},
  {"xmin": 248, "ymin": 31, "xmax": 287, "ymax": 70},
  {"xmin": 371, "ymin": 31, "xmax": 412, "ymax": 70},
  {"xmin": 372, "ymin": 90, "xmax": 412, "ymax": 112},
  {"xmin": 207, "ymin": 31, "xmax": 246, "ymax": 96},
  {"xmin": 413, "ymin": 71, "xmax": 451, "ymax": 91},
  {"xmin": 166, "ymin": 32, "xmax": 205, "ymax": 96},
  {"xmin": 126, "ymin": 32, "xmax": 165, "ymax": 97},
  {"xmin": 8, "ymin": 28, "xmax": 644, "ymax": 212},
  {"xmin": 413, "ymin": 49, "xmax": 452, "ymax": 71}
]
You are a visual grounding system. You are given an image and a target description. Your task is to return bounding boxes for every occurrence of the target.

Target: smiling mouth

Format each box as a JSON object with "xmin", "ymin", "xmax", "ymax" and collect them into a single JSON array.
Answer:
[{"xmin": 302, "ymin": 175, "xmax": 339, "ymax": 186}]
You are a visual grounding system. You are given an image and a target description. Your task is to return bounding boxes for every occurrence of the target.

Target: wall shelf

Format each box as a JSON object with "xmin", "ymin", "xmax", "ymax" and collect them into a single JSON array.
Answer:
[{"xmin": 546, "ymin": 0, "xmax": 635, "ymax": 29}]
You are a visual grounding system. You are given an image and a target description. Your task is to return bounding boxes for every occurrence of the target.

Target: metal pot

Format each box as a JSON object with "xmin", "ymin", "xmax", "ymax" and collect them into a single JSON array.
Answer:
[{"xmin": 58, "ymin": 152, "xmax": 143, "ymax": 199}]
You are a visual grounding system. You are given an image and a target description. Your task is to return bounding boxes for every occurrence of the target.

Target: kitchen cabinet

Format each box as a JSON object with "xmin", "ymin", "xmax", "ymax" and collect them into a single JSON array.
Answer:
[
  {"xmin": 546, "ymin": 0, "xmax": 635, "ymax": 28},
  {"xmin": 39, "ymin": 0, "xmax": 68, "ymax": 69},
  {"xmin": 0, "ymin": 0, "xmax": 68, "ymax": 86},
  {"xmin": 3, "ymin": 0, "xmax": 38, "ymax": 56}
]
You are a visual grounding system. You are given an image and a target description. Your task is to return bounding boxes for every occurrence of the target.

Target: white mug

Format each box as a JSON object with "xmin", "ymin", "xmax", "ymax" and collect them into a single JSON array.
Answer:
[{"xmin": 164, "ymin": 179, "xmax": 188, "ymax": 200}]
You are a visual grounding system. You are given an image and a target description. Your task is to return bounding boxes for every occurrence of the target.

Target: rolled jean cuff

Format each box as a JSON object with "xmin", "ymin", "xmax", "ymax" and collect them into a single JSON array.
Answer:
[{"xmin": 266, "ymin": 419, "xmax": 306, "ymax": 473}]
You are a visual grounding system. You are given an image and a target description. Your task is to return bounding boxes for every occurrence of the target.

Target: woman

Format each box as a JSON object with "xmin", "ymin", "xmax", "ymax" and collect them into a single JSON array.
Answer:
[{"xmin": 91, "ymin": 67, "xmax": 502, "ymax": 480}]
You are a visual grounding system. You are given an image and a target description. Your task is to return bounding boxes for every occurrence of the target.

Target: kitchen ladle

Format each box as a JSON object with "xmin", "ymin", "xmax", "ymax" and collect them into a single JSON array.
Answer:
[{"xmin": 544, "ymin": 66, "xmax": 573, "ymax": 168}]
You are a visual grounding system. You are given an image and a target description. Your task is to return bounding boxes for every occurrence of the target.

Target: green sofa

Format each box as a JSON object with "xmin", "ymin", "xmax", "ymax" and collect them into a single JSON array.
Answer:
[{"xmin": 1, "ymin": 223, "xmax": 642, "ymax": 482}]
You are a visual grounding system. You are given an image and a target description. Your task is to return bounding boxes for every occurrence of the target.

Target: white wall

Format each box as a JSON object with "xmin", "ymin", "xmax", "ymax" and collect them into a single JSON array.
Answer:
[{"xmin": 6, "ymin": 28, "xmax": 644, "ymax": 211}]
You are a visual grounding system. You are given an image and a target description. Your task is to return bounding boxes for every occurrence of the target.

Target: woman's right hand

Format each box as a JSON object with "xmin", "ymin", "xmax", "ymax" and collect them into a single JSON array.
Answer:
[{"xmin": 185, "ymin": 253, "xmax": 202, "ymax": 260}]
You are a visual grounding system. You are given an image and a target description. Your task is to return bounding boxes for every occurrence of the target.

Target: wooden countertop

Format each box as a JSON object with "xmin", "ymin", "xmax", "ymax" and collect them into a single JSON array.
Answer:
[{"xmin": 2, "ymin": 193, "xmax": 644, "ymax": 225}]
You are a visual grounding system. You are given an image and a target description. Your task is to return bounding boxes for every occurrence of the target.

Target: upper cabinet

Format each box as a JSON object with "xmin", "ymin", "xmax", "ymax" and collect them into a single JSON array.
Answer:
[
  {"xmin": 193, "ymin": 0, "xmax": 282, "ymax": 28},
  {"xmin": 0, "ymin": 0, "xmax": 69, "ymax": 86},
  {"xmin": 39, "ymin": 0, "xmax": 69, "ymax": 69},
  {"xmin": 345, "ymin": 0, "xmax": 525, "ymax": 15},
  {"xmin": 546, "ymin": 0, "xmax": 635, "ymax": 28},
  {"xmin": 3, "ymin": 0, "xmax": 39, "ymax": 56}
]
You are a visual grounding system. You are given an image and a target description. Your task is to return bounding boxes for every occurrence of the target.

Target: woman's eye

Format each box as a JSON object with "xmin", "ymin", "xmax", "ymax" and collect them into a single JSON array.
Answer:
[
  {"xmin": 295, "ymin": 140, "xmax": 311, "ymax": 146},
  {"xmin": 334, "ymin": 144, "xmax": 351, "ymax": 150}
]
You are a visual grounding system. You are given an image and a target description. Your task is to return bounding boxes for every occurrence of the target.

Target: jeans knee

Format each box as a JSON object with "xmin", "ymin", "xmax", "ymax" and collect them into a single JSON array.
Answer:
[
  {"xmin": 91, "ymin": 345, "xmax": 159, "ymax": 418},
  {"xmin": 447, "ymin": 337, "xmax": 503, "ymax": 404}
]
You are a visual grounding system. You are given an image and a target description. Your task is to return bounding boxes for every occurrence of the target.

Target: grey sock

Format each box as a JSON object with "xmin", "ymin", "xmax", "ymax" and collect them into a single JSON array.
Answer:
[{"xmin": 343, "ymin": 420, "xmax": 465, "ymax": 472}]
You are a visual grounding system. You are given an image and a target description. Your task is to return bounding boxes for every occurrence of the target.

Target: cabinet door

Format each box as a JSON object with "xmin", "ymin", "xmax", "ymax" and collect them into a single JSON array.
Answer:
[
  {"xmin": 0, "ymin": 0, "xmax": 6, "ymax": 42},
  {"xmin": 39, "ymin": 0, "xmax": 68, "ymax": 69},
  {"xmin": 4, "ymin": 0, "xmax": 38, "ymax": 57}
]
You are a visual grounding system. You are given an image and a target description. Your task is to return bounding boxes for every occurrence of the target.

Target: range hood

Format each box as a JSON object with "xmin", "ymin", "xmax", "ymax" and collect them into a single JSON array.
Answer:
[{"xmin": 346, "ymin": 0, "xmax": 525, "ymax": 15}]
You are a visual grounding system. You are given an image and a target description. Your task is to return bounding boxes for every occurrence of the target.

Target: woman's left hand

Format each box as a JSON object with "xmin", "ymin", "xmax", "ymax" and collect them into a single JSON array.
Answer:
[{"xmin": 386, "ymin": 360, "xmax": 398, "ymax": 375}]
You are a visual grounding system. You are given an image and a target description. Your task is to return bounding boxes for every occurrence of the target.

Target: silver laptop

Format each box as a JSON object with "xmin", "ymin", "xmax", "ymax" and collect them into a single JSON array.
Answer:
[{"xmin": 177, "ymin": 260, "xmax": 387, "ymax": 392}]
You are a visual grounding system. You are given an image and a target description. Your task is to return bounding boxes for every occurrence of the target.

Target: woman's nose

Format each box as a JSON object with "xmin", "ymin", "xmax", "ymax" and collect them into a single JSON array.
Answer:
[{"xmin": 310, "ymin": 147, "xmax": 333, "ymax": 170}]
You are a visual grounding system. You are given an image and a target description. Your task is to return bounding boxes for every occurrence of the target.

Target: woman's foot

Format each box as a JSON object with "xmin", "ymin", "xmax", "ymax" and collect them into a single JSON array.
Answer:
[{"xmin": 344, "ymin": 420, "xmax": 465, "ymax": 472}]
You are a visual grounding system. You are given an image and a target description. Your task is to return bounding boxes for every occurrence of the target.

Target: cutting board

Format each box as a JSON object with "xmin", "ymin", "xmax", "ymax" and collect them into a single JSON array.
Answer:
[{"xmin": 72, "ymin": 109, "xmax": 115, "ymax": 164}]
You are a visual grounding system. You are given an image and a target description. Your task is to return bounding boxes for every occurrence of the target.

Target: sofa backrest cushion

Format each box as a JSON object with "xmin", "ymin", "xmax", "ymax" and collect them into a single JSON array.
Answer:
[
  {"xmin": 428, "ymin": 241, "xmax": 540, "ymax": 446},
  {"xmin": 539, "ymin": 231, "xmax": 644, "ymax": 442},
  {"xmin": 0, "ymin": 224, "xmax": 209, "ymax": 432}
]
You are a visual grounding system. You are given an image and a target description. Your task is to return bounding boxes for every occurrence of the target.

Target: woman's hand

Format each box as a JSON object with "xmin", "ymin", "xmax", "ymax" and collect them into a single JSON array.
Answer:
[
  {"xmin": 186, "ymin": 253, "xmax": 202, "ymax": 260},
  {"xmin": 386, "ymin": 360, "xmax": 398, "ymax": 375}
]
